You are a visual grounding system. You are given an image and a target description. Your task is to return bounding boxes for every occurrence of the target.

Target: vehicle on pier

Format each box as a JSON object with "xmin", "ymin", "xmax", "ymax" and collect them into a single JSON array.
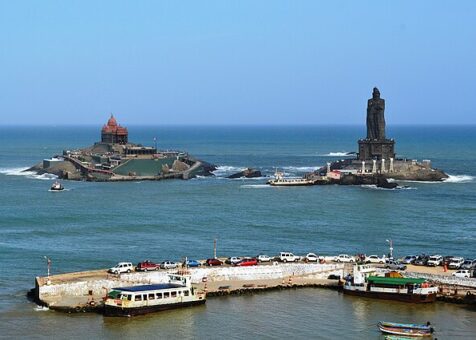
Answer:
[
  {"xmin": 448, "ymin": 257, "xmax": 465, "ymax": 269},
  {"xmin": 225, "ymin": 257, "xmax": 242, "ymax": 265},
  {"xmin": 108, "ymin": 262, "xmax": 133, "ymax": 274},
  {"xmin": 343, "ymin": 265, "xmax": 438, "ymax": 303},
  {"xmin": 279, "ymin": 252, "xmax": 299, "ymax": 263},
  {"xmin": 427, "ymin": 255, "xmax": 443, "ymax": 267},
  {"xmin": 183, "ymin": 259, "xmax": 201, "ymax": 268},
  {"xmin": 304, "ymin": 253, "xmax": 319, "ymax": 262},
  {"xmin": 267, "ymin": 170, "xmax": 316, "ymax": 186},
  {"xmin": 160, "ymin": 261, "xmax": 178, "ymax": 270},
  {"xmin": 205, "ymin": 258, "xmax": 223, "ymax": 266},
  {"xmin": 256, "ymin": 254, "xmax": 271, "ymax": 262},
  {"xmin": 234, "ymin": 258, "xmax": 258, "ymax": 266},
  {"xmin": 333, "ymin": 254, "xmax": 355, "ymax": 263},
  {"xmin": 365, "ymin": 255, "xmax": 386, "ymax": 264},
  {"xmin": 104, "ymin": 274, "xmax": 206, "ymax": 317},
  {"xmin": 136, "ymin": 260, "xmax": 160, "ymax": 271},
  {"xmin": 452, "ymin": 269, "xmax": 471, "ymax": 278}
]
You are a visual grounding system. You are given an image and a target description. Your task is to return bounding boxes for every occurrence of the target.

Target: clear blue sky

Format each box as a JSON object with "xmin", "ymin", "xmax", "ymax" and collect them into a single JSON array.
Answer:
[{"xmin": 0, "ymin": 1, "xmax": 475, "ymax": 125}]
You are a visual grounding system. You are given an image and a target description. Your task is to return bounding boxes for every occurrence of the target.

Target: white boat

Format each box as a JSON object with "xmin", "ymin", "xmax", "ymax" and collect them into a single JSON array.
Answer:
[
  {"xmin": 50, "ymin": 181, "xmax": 64, "ymax": 191},
  {"xmin": 267, "ymin": 170, "xmax": 316, "ymax": 186},
  {"xmin": 104, "ymin": 274, "xmax": 206, "ymax": 317}
]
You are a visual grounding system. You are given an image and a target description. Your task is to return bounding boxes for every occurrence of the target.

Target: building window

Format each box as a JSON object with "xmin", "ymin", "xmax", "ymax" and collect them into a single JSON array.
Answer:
[
  {"xmin": 164, "ymin": 292, "xmax": 170, "ymax": 298},
  {"xmin": 134, "ymin": 295, "xmax": 142, "ymax": 301},
  {"xmin": 171, "ymin": 291, "xmax": 177, "ymax": 297},
  {"xmin": 156, "ymin": 293, "xmax": 162, "ymax": 299},
  {"xmin": 148, "ymin": 293, "xmax": 155, "ymax": 300}
]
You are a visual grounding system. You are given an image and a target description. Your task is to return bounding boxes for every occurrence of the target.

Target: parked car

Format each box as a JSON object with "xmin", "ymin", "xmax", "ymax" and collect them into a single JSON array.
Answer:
[
  {"xmin": 334, "ymin": 254, "xmax": 355, "ymax": 263},
  {"xmin": 225, "ymin": 257, "xmax": 242, "ymax": 265},
  {"xmin": 160, "ymin": 261, "xmax": 178, "ymax": 269},
  {"xmin": 304, "ymin": 253, "xmax": 319, "ymax": 262},
  {"xmin": 183, "ymin": 259, "xmax": 201, "ymax": 268},
  {"xmin": 365, "ymin": 255, "xmax": 386, "ymax": 264},
  {"xmin": 279, "ymin": 252, "xmax": 299, "ymax": 263},
  {"xmin": 256, "ymin": 254, "xmax": 271, "ymax": 262},
  {"xmin": 448, "ymin": 257, "xmax": 465, "ymax": 269},
  {"xmin": 385, "ymin": 260, "xmax": 407, "ymax": 271},
  {"xmin": 136, "ymin": 260, "xmax": 160, "ymax": 271},
  {"xmin": 443, "ymin": 256, "xmax": 456, "ymax": 266},
  {"xmin": 108, "ymin": 262, "xmax": 133, "ymax": 274},
  {"xmin": 235, "ymin": 258, "xmax": 258, "ymax": 266},
  {"xmin": 453, "ymin": 269, "xmax": 471, "ymax": 278},
  {"xmin": 427, "ymin": 255, "xmax": 443, "ymax": 267},
  {"xmin": 461, "ymin": 259, "xmax": 476, "ymax": 270},
  {"xmin": 401, "ymin": 255, "xmax": 417, "ymax": 264},
  {"xmin": 414, "ymin": 255, "xmax": 430, "ymax": 266},
  {"xmin": 205, "ymin": 258, "xmax": 223, "ymax": 266}
]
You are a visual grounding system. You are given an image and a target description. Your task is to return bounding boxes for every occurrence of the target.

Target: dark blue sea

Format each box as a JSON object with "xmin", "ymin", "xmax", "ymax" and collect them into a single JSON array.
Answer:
[{"xmin": 1, "ymin": 125, "xmax": 475, "ymax": 339}]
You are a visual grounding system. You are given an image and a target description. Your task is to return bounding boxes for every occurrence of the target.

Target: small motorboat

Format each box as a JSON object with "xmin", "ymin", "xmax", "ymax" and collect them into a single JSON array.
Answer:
[
  {"xmin": 378, "ymin": 321, "xmax": 434, "ymax": 337},
  {"xmin": 50, "ymin": 181, "xmax": 64, "ymax": 191}
]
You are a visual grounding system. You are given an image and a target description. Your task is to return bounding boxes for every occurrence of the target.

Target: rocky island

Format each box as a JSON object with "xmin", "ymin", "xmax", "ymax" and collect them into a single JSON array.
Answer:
[
  {"xmin": 306, "ymin": 87, "xmax": 448, "ymax": 186},
  {"xmin": 27, "ymin": 115, "xmax": 216, "ymax": 181}
]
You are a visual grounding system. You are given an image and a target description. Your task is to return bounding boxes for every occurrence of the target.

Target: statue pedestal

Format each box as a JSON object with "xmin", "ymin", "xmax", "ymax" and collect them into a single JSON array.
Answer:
[{"xmin": 358, "ymin": 139, "xmax": 395, "ymax": 161}]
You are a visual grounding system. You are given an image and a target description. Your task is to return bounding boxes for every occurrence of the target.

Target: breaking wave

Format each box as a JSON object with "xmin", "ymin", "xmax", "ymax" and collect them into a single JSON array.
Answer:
[
  {"xmin": 320, "ymin": 152, "xmax": 355, "ymax": 157},
  {"xmin": 443, "ymin": 175, "xmax": 474, "ymax": 183},
  {"xmin": 0, "ymin": 167, "xmax": 58, "ymax": 180},
  {"xmin": 212, "ymin": 166, "xmax": 244, "ymax": 177},
  {"xmin": 282, "ymin": 166, "xmax": 319, "ymax": 173},
  {"xmin": 361, "ymin": 184, "xmax": 416, "ymax": 191}
]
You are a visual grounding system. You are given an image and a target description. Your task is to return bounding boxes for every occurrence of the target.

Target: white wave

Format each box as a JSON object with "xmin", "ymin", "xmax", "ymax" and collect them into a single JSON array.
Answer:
[
  {"xmin": 0, "ymin": 167, "xmax": 58, "ymax": 180},
  {"xmin": 443, "ymin": 174, "xmax": 474, "ymax": 183},
  {"xmin": 212, "ymin": 165, "xmax": 244, "ymax": 177},
  {"xmin": 48, "ymin": 188, "xmax": 70, "ymax": 192},
  {"xmin": 229, "ymin": 176, "xmax": 268, "ymax": 181},
  {"xmin": 361, "ymin": 184, "xmax": 416, "ymax": 191},
  {"xmin": 34, "ymin": 305, "xmax": 49, "ymax": 311},
  {"xmin": 282, "ymin": 166, "xmax": 319, "ymax": 173},
  {"xmin": 320, "ymin": 152, "xmax": 354, "ymax": 157},
  {"xmin": 240, "ymin": 184, "xmax": 270, "ymax": 189}
]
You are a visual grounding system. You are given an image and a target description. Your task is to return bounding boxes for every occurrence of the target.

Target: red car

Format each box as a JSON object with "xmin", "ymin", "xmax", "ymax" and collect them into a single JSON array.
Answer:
[
  {"xmin": 136, "ymin": 260, "xmax": 160, "ymax": 271},
  {"xmin": 235, "ymin": 258, "xmax": 258, "ymax": 266},
  {"xmin": 205, "ymin": 258, "xmax": 223, "ymax": 266}
]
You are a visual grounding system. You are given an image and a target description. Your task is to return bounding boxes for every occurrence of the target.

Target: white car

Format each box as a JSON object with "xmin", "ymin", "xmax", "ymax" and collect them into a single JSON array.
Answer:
[
  {"xmin": 304, "ymin": 253, "xmax": 319, "ymax": 262},
  {"xmin": 160, "ymin": 261, "xmax": 178, "ymax": 269},
  {"xmin": 279, "ymin": 252, "xmax": 299, "ymax": 263},
  {"xmin": 452, "ymin": 269, "xmax": 471, "ymax": 278},
  {"xmin": 365, "ymin": 255, "xmax": 386, "ymax": 264},
  {"xmin": 225, "ymin": 257, "xmax": 243, "ymax": 265},
  {"xmin": 256, "ymin": 254, "xmax": 271, "ymax": 262},
  {"xmin": 448, "ymin": 257, "xmax": 465, "ymax": 269},
  {"xmin": 334, "ymin": 254, "xmax": 355, "ymax": 263},
  {"xmin": 427, "ymin": 255, "xmax": 443, "ymax": 267},
  {"xmin": 108, "ymin": 262, "xmax": 133, "ymax": 274}
]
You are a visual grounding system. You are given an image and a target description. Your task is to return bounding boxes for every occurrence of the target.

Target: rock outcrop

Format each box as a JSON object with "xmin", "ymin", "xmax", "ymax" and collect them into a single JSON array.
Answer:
[{"xmin": 227, "ymin": 168, "xmax": 262, "ymax": 179}]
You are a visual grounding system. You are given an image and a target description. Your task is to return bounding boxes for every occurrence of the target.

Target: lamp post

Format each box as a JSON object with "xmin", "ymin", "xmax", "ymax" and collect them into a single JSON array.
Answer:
[{"xmin": 386, "ymin": 239, "xmax": 393, "ymax": 260}]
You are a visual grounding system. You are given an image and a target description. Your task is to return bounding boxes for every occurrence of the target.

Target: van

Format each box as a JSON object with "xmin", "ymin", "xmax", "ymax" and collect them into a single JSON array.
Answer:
[
  {"xmin": 109, "ymin": 262, "xmax": 133, "ymax": 274},
  {"xmin": 279, "ymin": 252, "xmax": 299, "ymax": 263}
]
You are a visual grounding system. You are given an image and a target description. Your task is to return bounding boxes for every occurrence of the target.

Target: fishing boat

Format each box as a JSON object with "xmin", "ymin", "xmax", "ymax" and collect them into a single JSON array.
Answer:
[
  {"xmin": 267, "ymin": 170, "xmax": 316, "ymax": 186},
  {"xmin": 378, "ymin": 321, "xmax": 434, "ymax": 337},
  {"xmin": 50, "ymin": 181, "xmax": 64, "ymax": 191},
  {"xmin": 104, "ymin": 274, "xmax": 206, "ymax": 317},
  {"xmin": 343, "ymin": 265, "xmax": 438, "ymax": 303}
]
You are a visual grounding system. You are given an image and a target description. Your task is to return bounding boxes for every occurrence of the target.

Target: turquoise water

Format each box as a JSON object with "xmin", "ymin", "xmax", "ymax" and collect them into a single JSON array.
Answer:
[{"xmin": 1, "ymin": 125, "xmax": 475, "ymax": 339}]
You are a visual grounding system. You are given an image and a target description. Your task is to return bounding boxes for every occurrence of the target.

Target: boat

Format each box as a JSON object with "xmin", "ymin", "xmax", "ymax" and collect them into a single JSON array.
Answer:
[
  {"xmin": 343, "ymin": 265, "xmax": 438, "ymax": 303},
  {"xmin": 50, "ymin": 181, "xmax": 64, "ymax": 191},
  {"xmin": 267, "ymin": 170, "xmax": 316, "ymax": 186},
  {"xmin": 378, "ymin": 321, "xmax": 434, "ymax": 337},
  {"xmin": 104, "ymin": 274, "xmax": 206, "ymax": 317}
]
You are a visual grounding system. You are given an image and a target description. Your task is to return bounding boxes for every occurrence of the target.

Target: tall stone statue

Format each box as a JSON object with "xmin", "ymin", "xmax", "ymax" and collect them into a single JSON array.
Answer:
[{"xmin": 366, "ymin": 87, "xmax": 386, "ymax": 140}]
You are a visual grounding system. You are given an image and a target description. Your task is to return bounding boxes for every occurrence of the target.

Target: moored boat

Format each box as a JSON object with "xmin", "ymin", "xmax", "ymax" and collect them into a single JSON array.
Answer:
[
  {"xmin": 378, "ymin": 321, "xmax": 434, "ymax": 337},
  {"xmin": 267, "ymin": 170, "xmax": 316, "ymax": 186},
  {"xmin": 104, "ymin": 274, "xmax": 206, "ymax": 317},
  {"xmin": 343, "ymin": 265, "xmax": 438, "ymax": 303},
  {"xmin": 50, "ymin": 181, "xmax": 64, "ymax": 191}
]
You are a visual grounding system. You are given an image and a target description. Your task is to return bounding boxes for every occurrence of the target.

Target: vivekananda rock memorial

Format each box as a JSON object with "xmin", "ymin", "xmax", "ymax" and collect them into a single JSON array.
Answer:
[{"xmin": 27, "ymin": 115, "xmax": 216, "ymax": 181}]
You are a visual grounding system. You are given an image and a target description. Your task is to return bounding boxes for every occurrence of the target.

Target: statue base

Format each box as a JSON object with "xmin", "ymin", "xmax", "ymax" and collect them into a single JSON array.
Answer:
[{"xmin": 358, "ymin": 139, "xmax": 395, "ymax": 161}]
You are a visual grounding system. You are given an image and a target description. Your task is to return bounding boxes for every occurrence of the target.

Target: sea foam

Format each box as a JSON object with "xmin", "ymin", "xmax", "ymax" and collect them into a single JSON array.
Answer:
[{"xmin": 0, "ymin": 167, "xmax": 58, "ymax": 180}]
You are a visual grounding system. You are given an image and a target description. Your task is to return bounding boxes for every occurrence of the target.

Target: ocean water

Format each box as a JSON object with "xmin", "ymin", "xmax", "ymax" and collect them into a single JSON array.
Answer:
[{"xmin": 0, "ymin": 125, "xmax": 475, "ymax": 339}]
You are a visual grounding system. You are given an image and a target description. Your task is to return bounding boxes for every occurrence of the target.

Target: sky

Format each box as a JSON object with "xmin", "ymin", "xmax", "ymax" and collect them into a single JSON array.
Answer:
[{"xmin": 0, "ymin": 1, "xmax": 475, "ymax": 126}]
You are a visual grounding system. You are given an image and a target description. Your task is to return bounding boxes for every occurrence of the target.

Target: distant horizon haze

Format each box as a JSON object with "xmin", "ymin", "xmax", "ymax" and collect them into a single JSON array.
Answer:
[{"xmin": 1, "ymin": 1, "xmax": 475, "ymax": 125}]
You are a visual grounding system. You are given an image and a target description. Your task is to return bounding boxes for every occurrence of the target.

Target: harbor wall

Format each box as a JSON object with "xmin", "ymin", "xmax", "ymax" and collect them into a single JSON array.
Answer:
[{"xmin": 36, "ymin": 263, "xmax": 344, "ymax": 305}]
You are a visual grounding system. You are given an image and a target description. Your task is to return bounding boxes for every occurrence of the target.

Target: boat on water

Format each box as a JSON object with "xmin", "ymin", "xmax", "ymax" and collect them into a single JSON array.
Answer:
[
  {"xmin": 343, "ymin": 265, "xmax": 438, "ymax": 303},
  {"xmin": 267, "ymin": 170, "xmax": 316, "ymax": 186},
  {"xmin": 50, "ymin": 181, "xmax": 64, "ymax": 191},
  {"xmin": 104, "ymin": 274, "xmax": 206, "ymax": 317},
  {"xmin": 378, "ymin": 321, "xmax": 434, "ymax": 337}
]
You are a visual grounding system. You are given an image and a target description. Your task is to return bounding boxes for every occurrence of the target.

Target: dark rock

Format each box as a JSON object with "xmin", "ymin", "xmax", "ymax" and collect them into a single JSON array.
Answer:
[
  {"xmin": 376, "ymin": 176, "xmax": 398, "ymax": 189},
  {"xmin": 227, "ymin": 168, "xmax": 262, "ymax": 179}
]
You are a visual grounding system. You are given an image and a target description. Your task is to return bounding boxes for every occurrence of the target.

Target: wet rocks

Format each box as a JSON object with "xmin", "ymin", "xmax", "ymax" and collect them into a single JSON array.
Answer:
[{"xmin": 227, "ymin": 168, "xmax": 262, "ymax": 179}]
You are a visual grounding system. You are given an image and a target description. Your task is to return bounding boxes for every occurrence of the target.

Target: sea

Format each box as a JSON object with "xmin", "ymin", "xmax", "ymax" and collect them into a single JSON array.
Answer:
[{"xmin": 0, "ymin": 125, "xmax": 475, "ymax": 339}]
